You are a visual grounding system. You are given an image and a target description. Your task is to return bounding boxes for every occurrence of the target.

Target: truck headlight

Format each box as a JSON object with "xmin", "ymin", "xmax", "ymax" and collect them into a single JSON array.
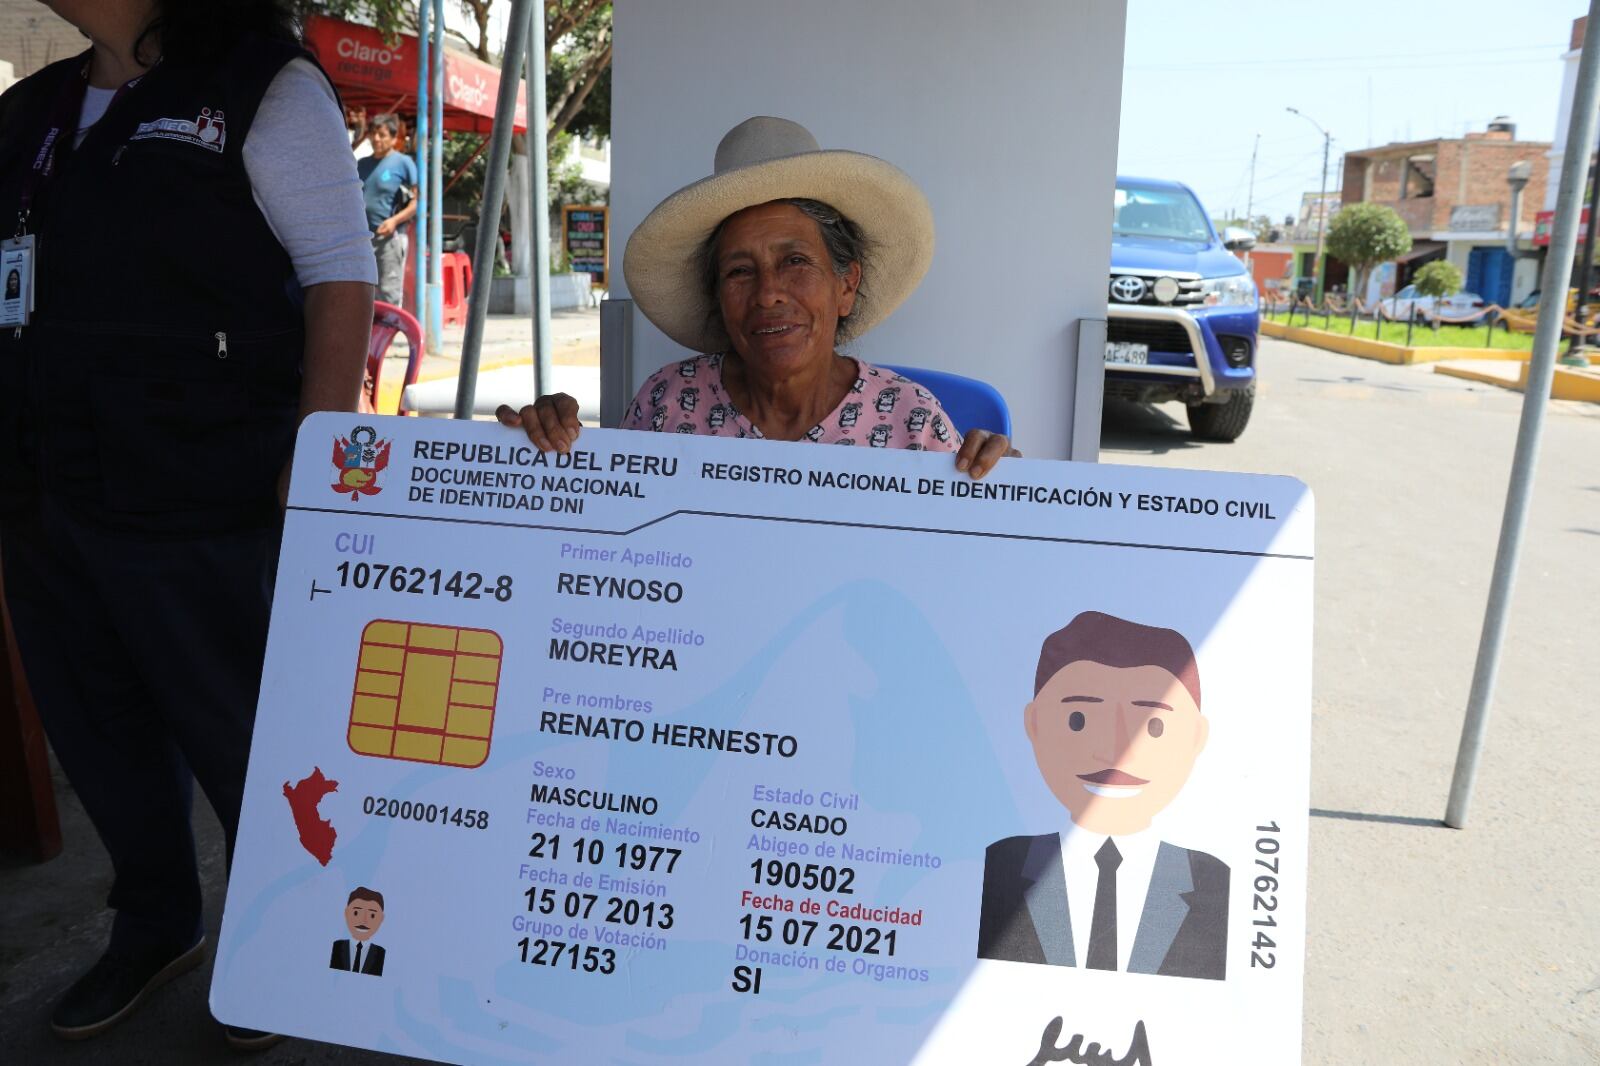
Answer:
[{"xmin": 1200, "ymin": 273, "xmax": 1258, "ymax": 308}]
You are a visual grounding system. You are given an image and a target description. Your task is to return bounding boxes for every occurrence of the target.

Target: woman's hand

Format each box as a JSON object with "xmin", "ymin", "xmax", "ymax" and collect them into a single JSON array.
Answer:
[
  {"xmin": 496, "ymin": 394, "xmax": 582, "ymax": 453},
  {"xmin": 954, "ymin": 430, "xmax": 1019, "ymax": 480}
]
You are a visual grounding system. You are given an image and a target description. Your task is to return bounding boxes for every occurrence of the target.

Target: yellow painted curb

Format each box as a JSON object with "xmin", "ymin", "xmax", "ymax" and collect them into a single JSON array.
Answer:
[
  {"xmin": 1433, "ymin": 360, "xmax": 1600, "ymax": 403},
  {"xmin": 1262, "ymin": 320, "xmax": 1540, "ymax": 365},
  {"xmin": 1545, "ymin": 364, "xmax": 1600, "ymax": 402},
  {"xmin": 1265, "ymin": 322, "xmax": 1412, "ymax": 363},
  {"xmin": 1405, "ymin": 346, "xmax": 1531, "ymax": 362},
  {"xmin": 1434, "ymin": 362, "xmax": 1522, "ymax": 388},
  {"xmin": 375, "ymin": 354, "xmax": 531, "ymax": 415}
]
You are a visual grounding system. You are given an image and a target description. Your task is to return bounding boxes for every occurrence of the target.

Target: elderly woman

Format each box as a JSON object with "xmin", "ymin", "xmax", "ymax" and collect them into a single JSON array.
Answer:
[{"xmin": 499, "ymin": 116, "xmax": 1014, "ymax": 477}]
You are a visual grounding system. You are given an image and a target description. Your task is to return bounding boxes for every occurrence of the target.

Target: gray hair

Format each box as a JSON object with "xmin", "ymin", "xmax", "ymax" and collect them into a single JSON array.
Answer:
[
  {"xmin": 699, "ymin": 198, "xmax": 874, "ymax": 346},
  {"xmin": 370, "ymin": 113, "xmax": 401, "ymax": 137}
]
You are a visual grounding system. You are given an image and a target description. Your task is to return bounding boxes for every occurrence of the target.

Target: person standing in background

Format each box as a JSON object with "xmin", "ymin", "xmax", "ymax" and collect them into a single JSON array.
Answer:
[
  {"xmin": 358, "ymin": 112, "xmax": 418, "ymax": 306},
  {"xmin": 0, "ymin": 0, "xmax": 375, "ymax": 1049}
]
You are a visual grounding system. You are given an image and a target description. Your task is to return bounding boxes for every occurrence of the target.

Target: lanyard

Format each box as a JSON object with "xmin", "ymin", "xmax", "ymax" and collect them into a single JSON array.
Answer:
[{"xmin": 15, "ymin": 52, "xmax": 151, "ymax": 238}]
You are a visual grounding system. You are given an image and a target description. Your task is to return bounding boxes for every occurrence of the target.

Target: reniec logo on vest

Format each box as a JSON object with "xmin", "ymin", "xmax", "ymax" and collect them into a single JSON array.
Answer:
[
  {"xmin": 128, "ymin": 107, "xmax": 228, "ymax": 153},
  {"xmin": 332, "ymin": 425, "xmax": 391, "ymax": 499}
]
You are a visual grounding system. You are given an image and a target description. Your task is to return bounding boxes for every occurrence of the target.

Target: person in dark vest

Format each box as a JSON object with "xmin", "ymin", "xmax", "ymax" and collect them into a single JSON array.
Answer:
[{"xmin": 0, "ymin": 0, "xmax": 375, "ymax": 1048}]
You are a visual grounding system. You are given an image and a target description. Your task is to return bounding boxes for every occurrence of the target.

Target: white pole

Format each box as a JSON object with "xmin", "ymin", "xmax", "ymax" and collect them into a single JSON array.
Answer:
[
  {"xmin": 412, "ymin": 0, "xmax": 430, "ymax": 337},
  {"xmin": 428, "ymin": 0, "xmax": 445, "ymax": 349},
  {"xmin": 527, "ymin": 7, "xmax": 553, "ymax": 395},
  {"xmin": 1445, "ymin": 0, "xmax": 1600, "ymax": 828},
  {"xmin": 454, "ymin": 0, "xmax": 536, "ymax": 418}
]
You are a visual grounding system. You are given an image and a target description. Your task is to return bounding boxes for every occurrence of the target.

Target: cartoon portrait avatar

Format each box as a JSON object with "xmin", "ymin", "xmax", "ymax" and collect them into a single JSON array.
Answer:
[
  {"xmin": 329, "ymin": 887, "xmax": 387, "ymax": 976},
  {"xmin": 978, "ymin": 612, "xmax": 1229, "ymax": 981}
]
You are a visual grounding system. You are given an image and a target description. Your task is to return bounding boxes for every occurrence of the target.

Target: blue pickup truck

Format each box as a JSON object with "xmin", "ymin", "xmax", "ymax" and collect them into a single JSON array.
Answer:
[{"xmin": 1104, "ymin": 177, "xmax": 1259, "ymax": 441}]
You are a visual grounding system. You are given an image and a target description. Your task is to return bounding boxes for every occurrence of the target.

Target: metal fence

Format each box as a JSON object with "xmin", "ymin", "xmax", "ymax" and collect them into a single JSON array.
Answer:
[{"xmin": 1260, "ymin": 292, "xmax": 1600, "ymax": 349}]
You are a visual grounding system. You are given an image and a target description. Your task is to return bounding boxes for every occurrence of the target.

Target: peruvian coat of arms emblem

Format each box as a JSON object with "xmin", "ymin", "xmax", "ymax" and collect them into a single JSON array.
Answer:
[{"xmin": 331, "ymin": 425, "xmax": 390, "ymax": 499}]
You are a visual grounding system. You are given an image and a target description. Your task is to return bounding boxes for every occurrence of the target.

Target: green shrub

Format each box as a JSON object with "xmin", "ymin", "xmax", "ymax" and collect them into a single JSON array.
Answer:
[{"xmin": 1413, "ymin": 260, "xmax": 1463, "ymax": 299}]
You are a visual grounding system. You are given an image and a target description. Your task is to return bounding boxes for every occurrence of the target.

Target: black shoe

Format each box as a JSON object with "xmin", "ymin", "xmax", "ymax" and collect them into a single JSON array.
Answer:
[
  {"xmin": 50, "ymin": 936, "xmax": 207, "ymax": 1040},
  {"xmin": 224, "ymin": 1025, "xmax": 286, "ymax": 1051}
]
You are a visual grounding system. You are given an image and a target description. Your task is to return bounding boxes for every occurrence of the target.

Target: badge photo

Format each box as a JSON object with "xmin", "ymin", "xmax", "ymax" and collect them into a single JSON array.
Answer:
[{"xmin": 0, "ymin": 235, "xmax": 36, "ymax": 328}]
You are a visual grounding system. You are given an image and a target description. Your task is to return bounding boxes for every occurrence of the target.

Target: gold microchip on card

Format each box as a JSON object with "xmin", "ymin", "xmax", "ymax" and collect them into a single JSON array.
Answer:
[{"xmin": 346, "ymin": 620, "xmax": 502, "ymax": 768}]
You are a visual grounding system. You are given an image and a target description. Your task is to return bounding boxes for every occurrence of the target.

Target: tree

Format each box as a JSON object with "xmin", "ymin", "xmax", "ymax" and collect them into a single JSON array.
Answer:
[
  {"xmin": 1324, "ymin": 203, "xmax": 1412, "ymax": 305},
  {"xmin": 290, "ymin": 1, "xmax": 415, "ymax": 40},
  {"xmin": 544, "ymin": 1, "xmax": 611, "ymax": 141},
  {"xmin": 1412, "ymin": 260, "xmax": 1463, "ymax": 332}
]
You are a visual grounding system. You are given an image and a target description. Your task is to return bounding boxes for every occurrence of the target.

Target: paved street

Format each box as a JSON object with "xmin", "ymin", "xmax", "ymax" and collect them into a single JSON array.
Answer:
[
  {"xmin": 1105, "ymin": 335, "xmax": 1600, "ymax": 1063},
  {"xmin": 1, "ymin": 334, "xmax": 1596, "ymax": 1063}
]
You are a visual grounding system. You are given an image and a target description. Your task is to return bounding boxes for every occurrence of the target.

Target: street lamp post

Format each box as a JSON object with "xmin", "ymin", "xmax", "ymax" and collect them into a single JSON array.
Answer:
[
  {"xmin": 1504, "ymin": 160, "xmax": 1533, "ymax": 262},
  {"xmin": 1288, "ymin": 107, "xmax": 1332, "ymax": 303}
]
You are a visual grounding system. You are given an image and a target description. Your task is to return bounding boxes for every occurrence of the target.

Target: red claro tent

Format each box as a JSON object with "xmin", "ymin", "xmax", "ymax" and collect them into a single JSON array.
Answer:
[{"xmin": 304, "ymin": 15, "xmax": 528, "ymax": 135}]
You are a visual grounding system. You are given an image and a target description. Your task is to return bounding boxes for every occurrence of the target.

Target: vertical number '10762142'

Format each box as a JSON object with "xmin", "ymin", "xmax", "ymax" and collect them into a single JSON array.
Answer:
[{"xmin": 1249, "ymin": 821, "xmax": 1281, "ymax": 969}]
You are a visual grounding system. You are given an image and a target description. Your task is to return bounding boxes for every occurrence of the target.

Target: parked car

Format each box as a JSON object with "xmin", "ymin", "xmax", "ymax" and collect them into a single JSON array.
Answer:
[
  {"xmin": 1378, "ymin": 285, "xmax": 1485, "ymax": 319},
  {"xmin": 1105, "ymin": 177, "xmax": 1259, "ymax": 441}
]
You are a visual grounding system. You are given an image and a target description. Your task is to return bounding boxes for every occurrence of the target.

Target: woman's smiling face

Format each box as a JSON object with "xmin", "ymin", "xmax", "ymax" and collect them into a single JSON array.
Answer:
[{"xmin": 712, "ymin": 202, "xmax": 860, "ymax": 377}]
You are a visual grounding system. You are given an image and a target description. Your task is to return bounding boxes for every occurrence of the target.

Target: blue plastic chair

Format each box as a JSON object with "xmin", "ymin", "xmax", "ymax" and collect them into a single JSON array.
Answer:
[{"xmin": 875, "ymin": 364, "xmax": 1013, "ymax": 438}]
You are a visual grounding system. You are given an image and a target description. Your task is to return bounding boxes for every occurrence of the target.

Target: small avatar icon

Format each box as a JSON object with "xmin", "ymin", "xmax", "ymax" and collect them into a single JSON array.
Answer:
[
  {"xmin": 330, "ymin": 887, "xmax": 387, "ymax": 976},
  {"xmin": 331, "ymin": 425, "xmax": 391, "ymax": 499}
]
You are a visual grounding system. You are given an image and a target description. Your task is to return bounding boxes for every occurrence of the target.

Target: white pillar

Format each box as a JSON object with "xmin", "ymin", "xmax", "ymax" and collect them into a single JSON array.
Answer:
[{"xmin": 608, "ymin": 0, "xmax": 1128, "ymax": 459}]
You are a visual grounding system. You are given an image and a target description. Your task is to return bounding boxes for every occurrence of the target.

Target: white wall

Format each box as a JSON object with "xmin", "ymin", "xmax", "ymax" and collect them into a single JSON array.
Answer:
[{"xmin": 609, "ymin": 0, "xmax": 1127, "ymax": 459}]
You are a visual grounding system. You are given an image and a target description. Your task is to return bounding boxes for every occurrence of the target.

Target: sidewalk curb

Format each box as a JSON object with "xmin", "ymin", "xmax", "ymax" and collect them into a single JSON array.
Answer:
[
  {"xmin": 376, "ymin": 355, "xmax": 532, "ymax": 415},
  {"xmin": 1434, "ymin": 359, "xmax": 1600, "ymax": 402}
]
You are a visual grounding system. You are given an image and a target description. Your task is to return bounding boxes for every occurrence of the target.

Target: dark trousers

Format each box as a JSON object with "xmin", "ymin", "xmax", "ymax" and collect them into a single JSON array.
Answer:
[{"xmin": 1, "ymin": 498, "xmax": 278, "ymax": 954}]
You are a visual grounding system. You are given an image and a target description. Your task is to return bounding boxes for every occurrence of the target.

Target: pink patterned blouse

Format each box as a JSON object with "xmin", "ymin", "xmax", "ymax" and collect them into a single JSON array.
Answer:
[{"xmin": 620, "ymin": 354, "xmax": 962, "ymax": 451}]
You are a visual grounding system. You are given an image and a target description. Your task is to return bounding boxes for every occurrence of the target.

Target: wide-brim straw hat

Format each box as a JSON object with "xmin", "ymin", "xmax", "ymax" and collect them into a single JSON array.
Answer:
[{"xmin": 623, "ymin": 116, "xmax": 935, "ymax": 353}]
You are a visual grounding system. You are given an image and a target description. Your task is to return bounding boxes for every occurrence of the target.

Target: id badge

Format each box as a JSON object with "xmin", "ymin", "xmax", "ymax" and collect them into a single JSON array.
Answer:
[{"xmin": 1, "ymin": 234, "xmax": 36, "ymax": 328}]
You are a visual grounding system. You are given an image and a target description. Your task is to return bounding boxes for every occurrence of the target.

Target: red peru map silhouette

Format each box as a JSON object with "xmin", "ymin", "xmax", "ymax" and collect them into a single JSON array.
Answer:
[{"xmin": 283, "ymin": 767, "xmax": 339, "ymax": 866}]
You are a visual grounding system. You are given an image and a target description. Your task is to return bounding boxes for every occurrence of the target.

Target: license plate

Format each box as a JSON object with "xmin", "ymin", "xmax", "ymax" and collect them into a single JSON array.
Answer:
[{"xmin": 1104, "ymin": 341, "xmax": 1149, "ymax": 365}]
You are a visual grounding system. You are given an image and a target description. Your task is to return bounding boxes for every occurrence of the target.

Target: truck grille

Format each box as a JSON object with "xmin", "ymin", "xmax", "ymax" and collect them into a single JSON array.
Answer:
[
  {"xmin": 1106, "ymin": 319, "xmax": 1194, "ymax": 354},
  {"xmin": 1108, "ymin": 273, "xmax": 1205, "ymax": 307}
]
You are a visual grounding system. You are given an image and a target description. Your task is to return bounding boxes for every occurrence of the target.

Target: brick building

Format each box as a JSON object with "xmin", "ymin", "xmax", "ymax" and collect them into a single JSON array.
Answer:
[
  {"xmin": 1340, "ymin": 121, "xmax": 1549, "ymax": 305},
  {"xmin": 0, "ymin": 0, "xmax": 83, "ymax": 90}
]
